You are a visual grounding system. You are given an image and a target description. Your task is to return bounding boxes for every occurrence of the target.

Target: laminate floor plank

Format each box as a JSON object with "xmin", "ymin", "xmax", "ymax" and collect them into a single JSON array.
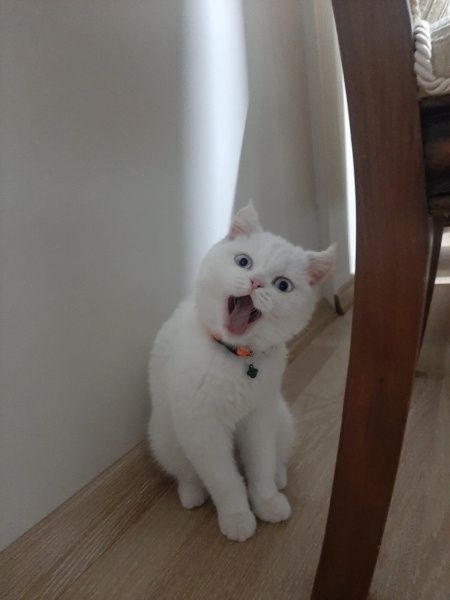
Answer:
[
  {"xmin": 0, "ymin": 446, "xmax": 167, "ymax": 600},
  {"xmin": 370, "ymin": 280, "xmax": 450, "ymax": 600}
]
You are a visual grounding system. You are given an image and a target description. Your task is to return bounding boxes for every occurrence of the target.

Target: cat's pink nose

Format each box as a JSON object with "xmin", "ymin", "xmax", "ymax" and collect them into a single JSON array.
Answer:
[{"xmin": 250, "ymin": 277, "xmax": 264, "ymax": 290}]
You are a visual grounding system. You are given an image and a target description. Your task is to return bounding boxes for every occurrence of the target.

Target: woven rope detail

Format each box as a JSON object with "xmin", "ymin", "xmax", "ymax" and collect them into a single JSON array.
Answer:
[{"xmin": 412, "ymin": 2, "xmax": 450, "ymax": 95}]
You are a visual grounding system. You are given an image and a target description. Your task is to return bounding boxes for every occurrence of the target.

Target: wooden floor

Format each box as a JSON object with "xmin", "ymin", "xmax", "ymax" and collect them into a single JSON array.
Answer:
[{"xmin": 1, "ymin": 239, "xmax": 449, "ymax": 600}]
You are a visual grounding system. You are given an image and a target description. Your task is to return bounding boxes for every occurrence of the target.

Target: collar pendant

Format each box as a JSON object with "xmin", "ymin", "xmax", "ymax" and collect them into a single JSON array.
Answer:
[{"xmin": 246, "ymin": 363, "xmax": 258, "ymax": 378}]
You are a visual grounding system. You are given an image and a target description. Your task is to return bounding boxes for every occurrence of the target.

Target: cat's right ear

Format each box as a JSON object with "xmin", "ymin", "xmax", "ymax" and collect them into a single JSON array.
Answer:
[
  {"xmin": 305, "ymin": 244, "xmax": 336, "ymax": 286},
  {"xmin": 228, "ymin": 201, "xmax": 263, "ymax": 240}
]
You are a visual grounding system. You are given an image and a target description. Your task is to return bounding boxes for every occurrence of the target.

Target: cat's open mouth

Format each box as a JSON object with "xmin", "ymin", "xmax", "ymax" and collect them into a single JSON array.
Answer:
[{"xmin": 226, "ymin": 295, "xmax": 262, "ymax": 335}]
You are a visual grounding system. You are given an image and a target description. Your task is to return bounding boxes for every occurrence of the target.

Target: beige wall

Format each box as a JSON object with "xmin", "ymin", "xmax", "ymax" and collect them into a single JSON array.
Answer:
[{"xmin": 0, "ymin": 0, "xmax": 184, "ymax": 550}]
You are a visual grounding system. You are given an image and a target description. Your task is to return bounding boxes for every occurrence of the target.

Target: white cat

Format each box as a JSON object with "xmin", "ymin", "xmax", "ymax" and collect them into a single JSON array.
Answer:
[{"xmin": 148, "ymin": 202, "xmax": 334, "ymax": 542}]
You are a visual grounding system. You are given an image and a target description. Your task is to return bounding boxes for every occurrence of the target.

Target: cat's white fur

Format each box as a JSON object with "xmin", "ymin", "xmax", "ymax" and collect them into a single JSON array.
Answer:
[{"xmin": 148, "ymin": 203, "xmax": 334, "ymax": 541}]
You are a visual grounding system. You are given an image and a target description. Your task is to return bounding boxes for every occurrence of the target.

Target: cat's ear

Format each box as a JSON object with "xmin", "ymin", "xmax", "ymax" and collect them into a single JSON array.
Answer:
[
  {"xmin": 228, "ymin": 201, "xmax": 263, "ymax": 240},
  {"xmin": 305, "ymin": 244, "xmax": 336, "ymax": 286}
]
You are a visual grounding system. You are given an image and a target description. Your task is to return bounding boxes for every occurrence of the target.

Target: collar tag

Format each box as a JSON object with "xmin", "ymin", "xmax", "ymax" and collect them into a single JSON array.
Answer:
[{"xmin": 246, "ymin": 364, "xmax": 258, "ymax": 378}]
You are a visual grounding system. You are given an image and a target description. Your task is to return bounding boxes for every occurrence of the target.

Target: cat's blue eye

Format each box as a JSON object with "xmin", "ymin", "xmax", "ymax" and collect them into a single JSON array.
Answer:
[
  {"xmin": 273, "ymin": 277, "xmax": 293, "ymax": 293},
  {"xmin": 234, "ymin": 254, "xmax": 253, "ymax": 269}
]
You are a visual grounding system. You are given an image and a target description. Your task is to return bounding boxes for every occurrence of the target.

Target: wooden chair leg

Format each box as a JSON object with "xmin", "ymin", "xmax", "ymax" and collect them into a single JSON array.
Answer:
[
  {"xmin": 312, "ymin": 2, "xmax": 431, "ymax": 599},
  {"xmin": 312, "ymin": 229, "xmax": 431, "ymax": 600},
  {"xmin": 421, "ymin": 216, "xmax": 445, "ymax": 346}
]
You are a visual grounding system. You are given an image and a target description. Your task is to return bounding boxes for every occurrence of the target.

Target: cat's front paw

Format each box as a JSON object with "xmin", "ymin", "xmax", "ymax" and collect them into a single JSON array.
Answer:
[
  {"xmin": 252, "ymin": 492, "xmax": 291, "ymax": 523},
  {"xmin": 218, "ymin": 510, "xmax": 257, "ymax": 542}
]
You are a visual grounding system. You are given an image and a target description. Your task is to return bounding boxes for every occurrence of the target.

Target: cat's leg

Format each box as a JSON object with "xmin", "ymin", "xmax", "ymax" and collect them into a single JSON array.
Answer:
[
  {"xmin": 173, "ymin": 414, "xmax": 257, "ymax": 542},
  {"xmin": 149, "ymin": 400, "xmax": 208, "ymax": 509},
  {"xmin": 237, "ymin": 400, "xmax": 292, "ymax": 523},
  {"xmin": 275, "ymin": 398, "xmax": 294, "ymax": 490}
]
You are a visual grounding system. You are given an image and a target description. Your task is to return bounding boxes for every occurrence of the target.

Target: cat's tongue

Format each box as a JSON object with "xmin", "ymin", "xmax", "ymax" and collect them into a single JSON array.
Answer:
[{"xmin": 226, "ymin": 295, "xmax": 255, "ymax": 335}]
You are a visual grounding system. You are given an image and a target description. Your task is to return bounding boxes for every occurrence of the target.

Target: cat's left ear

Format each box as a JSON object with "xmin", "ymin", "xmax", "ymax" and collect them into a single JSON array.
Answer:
[
  {"xmin": 228, "ymin": 201, "xmax": 263, "ymax": 240},
  {"xmin": 305, "ymin": 244, "xmax": 336, "ymax": 286}
]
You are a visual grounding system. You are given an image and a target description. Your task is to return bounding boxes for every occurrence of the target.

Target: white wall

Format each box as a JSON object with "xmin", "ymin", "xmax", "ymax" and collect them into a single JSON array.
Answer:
[
  {"xmin": 182, "ymin": 0, "xmax": 248, "ymax": 290},
  {"xmin": 0, "ymin": 0, "xmax": 184, "ymax": 550},
  {"xmin": 235, "ymin": 0, "xmax": 320, "ymax": 252}
]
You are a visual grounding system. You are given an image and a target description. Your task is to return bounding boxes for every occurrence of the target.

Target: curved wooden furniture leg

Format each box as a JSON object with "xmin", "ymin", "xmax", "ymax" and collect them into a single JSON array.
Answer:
[{"xmin": 312, "ymin": 2, "xmax": 431, "ymax": 599}]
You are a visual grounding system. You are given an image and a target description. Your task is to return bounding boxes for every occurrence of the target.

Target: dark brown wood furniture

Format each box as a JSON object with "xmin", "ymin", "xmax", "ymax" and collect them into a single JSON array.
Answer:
[{"xmin": 311, "ymin": 1, "xmax": 450, "ymax": 599}]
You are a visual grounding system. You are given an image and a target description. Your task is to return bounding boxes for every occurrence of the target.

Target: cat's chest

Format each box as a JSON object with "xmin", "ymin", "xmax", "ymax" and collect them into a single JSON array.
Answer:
[
  {"xmin": 170, "ymin": 337, "xmax": 284, "ymax": 423},
  {"xmin": 204, "ymin": 354, "xmax": 279, "ymax": 420},
  {"xmin": 209, "ymin": 347, "xmax": 278, "ymax": 388}
]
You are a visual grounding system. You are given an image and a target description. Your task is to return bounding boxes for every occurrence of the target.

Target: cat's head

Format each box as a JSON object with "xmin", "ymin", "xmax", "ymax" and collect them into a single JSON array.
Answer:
[{"xmin": 195, "ymin": 202, "xmax": 335, "ymax": 352}]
